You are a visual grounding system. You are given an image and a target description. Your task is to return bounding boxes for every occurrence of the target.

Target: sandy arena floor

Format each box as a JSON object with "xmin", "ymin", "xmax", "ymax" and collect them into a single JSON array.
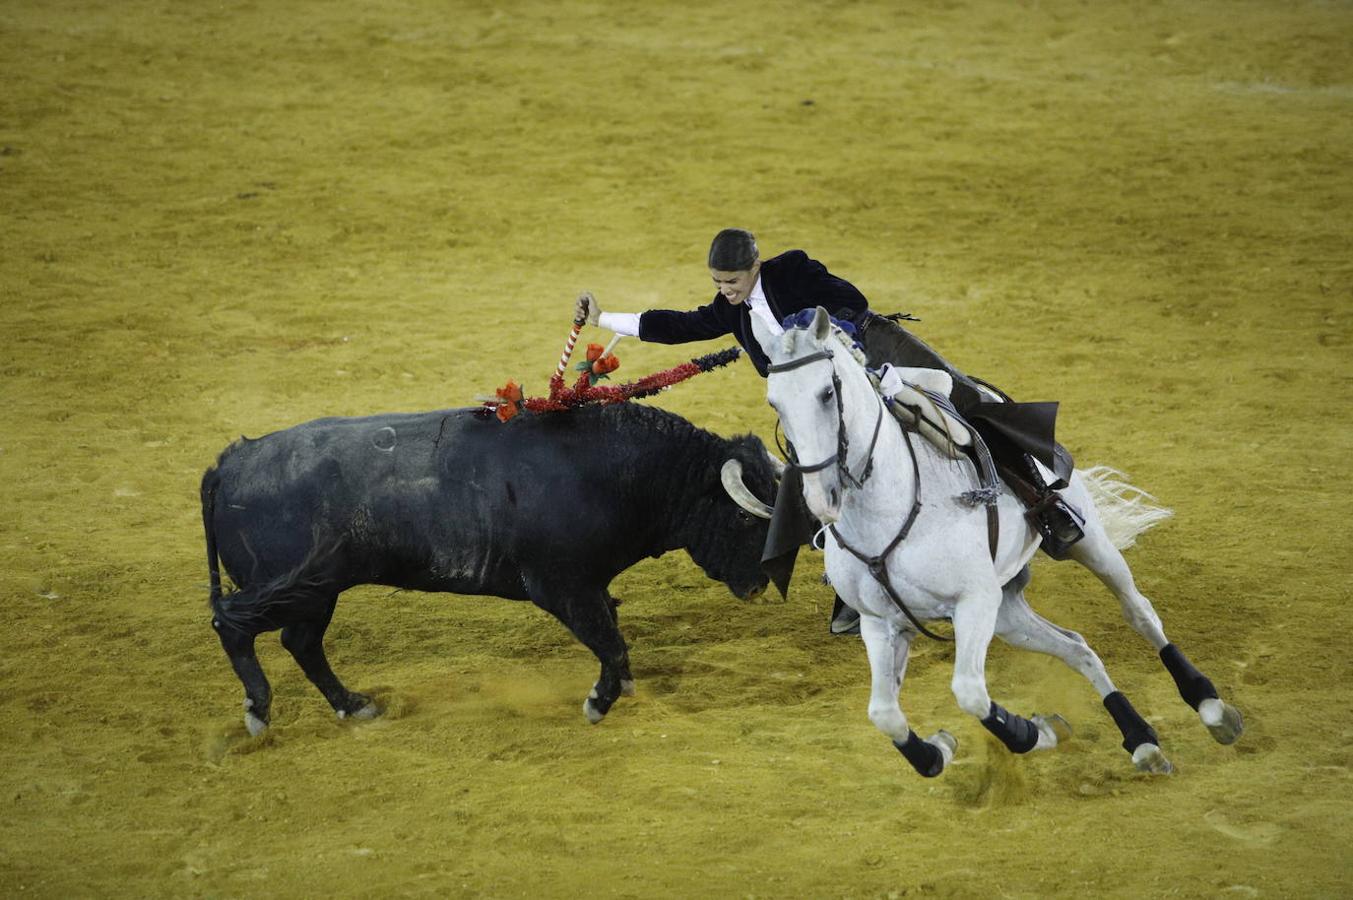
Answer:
[{"xmin": 2, "ymin": 1, "xmax": 1351, "ymax": 896}]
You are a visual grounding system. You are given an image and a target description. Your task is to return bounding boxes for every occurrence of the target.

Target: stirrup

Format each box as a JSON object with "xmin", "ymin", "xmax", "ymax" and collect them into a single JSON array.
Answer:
[{"xmin": 1026, "ymin": 494, "xmax": 1085, "ymax": 560}]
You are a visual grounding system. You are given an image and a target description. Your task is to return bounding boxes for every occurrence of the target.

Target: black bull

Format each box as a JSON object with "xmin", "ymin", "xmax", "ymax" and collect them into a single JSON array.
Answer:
[{"xmin": 201, "ymin": 403, "xmax": 780, "ymax": 733}]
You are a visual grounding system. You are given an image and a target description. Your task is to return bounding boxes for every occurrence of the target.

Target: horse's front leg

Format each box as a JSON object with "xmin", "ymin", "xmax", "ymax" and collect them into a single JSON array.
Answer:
[
  {"xmin": 951, "ymin": 584, "xmax": 1064, "ymax": 754},
  {"xmin": 859, "ymin": 613, "xmax": 955, "ymax": 777}
]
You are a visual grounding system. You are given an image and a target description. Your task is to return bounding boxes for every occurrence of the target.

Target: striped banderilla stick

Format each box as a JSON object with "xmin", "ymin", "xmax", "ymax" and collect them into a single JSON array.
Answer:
[{"xmin": 552, "ymin": 311, "xmax": 587, "ymax": 385}]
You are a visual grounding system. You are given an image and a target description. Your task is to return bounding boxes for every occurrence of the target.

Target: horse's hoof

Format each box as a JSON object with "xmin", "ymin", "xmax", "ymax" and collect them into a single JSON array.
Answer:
[
  {"xmin": 620, "ymin": 679, "xmax": 636, "ymax": 697},
  {"xmin": 1200, "ymin": 699, "xmax": 1243, "ymax": 745},
  {"xmin": 583, "ymin": 698, "xmax": 606, "ymax": 724},
  {"xmin": 1033, "ymin": 713, "xmax": 1073, "ymax": 750},
  {"xmin": 930, "ymin": 730, "xmax": 958, "ymax": 769},
  {"xmin": 1132, "ymin": 742, "xmax": 1174, "ymax": 775}
]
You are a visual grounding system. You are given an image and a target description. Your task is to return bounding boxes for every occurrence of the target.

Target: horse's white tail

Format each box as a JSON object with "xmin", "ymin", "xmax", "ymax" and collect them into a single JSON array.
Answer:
[{"xmin": 1080, "ymin": 465, "xmax": 1173, "ymax": 550}]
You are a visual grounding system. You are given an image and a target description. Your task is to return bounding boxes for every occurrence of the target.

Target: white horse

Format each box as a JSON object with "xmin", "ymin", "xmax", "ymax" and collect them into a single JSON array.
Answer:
[{"xmin": 751, "ymin": 308, "xmax": 1242, "ymax": 777}]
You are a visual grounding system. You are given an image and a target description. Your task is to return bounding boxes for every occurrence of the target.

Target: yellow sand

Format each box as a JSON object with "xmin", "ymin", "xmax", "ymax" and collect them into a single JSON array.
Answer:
[{"xmin": 2, "ymin": 1, "xmax": 1350, "ymax": 896}]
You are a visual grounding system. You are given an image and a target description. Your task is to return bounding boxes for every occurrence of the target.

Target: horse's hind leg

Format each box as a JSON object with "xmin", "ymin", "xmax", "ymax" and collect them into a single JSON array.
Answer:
[
  {"xmin": 279, "ymin": 592, "xmax": 377, "ymax": 722},
  {"xmin": 859, "ymin": 613, "xmax": 955, "ymax": 777},
  {"xmin": 996, "ymin": 591, "xmax": 1172, "ymax": 773},
  {"xmin": 1069, "ymin": 529, "xmax": 1243, "ymax": 745}
]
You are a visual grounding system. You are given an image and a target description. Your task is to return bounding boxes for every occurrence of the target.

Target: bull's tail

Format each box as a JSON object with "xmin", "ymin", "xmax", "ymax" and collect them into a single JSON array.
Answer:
[
  {"xmin": 202, "ymin": 478, "xmax": 341, "ymax": 635},
  {"xmin": 200, "ymin": 462, "xmax": 286, "ymax": 633},
  {"xmin": 201, "ymin": 466, "xmax": 224, "ymax": 611}
]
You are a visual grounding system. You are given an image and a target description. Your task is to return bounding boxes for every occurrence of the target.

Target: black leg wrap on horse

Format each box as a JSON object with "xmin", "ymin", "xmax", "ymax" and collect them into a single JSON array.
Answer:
[
  {"xmin": 1160, "ymin": 643, "xmax": 1219, "ymax": 711},
  {"xmin": 980, "ymin": 702, "xmax": 1040, "ymax": 753},
  {"xmin": 894, "ymin": 730, "xmax": 945, "ymax": 778},
  {"xmin": 1103, "ymin": 691, "xmax": 1159, "ymax": 753}
]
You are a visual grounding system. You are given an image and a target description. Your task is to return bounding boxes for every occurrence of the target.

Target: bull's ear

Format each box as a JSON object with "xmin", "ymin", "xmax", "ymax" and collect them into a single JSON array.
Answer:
[
  {"xmin": 748, "ymin": 310, "xmax": 778, "ymax": 357},
  {"xmin": 812, "ymin": 306, "xmax": 831, "ymax": 342}
]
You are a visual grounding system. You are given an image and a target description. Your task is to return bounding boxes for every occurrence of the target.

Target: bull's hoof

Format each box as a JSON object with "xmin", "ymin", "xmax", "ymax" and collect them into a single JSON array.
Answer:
[
  {"xmin": 1200, "ymin": 699, "xmax": 1243, "ymax": 745},
  {"xmin": 1032, "ymin": 713, "xmax": 1073, "ymax": 750},
  {"xmin": 336, "ymin": 693, "xmax": 380, "ymax": 722},
  {"xmin": 583, "ymin": 697, "xmax": 606, "ymax": 724},
  {"xmin": 1132, "ymin": 742, "xmax": 1175, "ymax": 775},
  {"xmin": 339, "ymin": 701, "xmax": 380, "ymax": 721},
  {"xmin": 243, "ymin": 697, "xmax": 269, "ymax": 736}
]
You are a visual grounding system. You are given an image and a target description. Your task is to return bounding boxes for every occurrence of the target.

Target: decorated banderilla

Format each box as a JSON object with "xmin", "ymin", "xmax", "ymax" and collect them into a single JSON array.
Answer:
[{"xmin": 488, "ymin": 310, "xmax": 741, "ymax": 422}]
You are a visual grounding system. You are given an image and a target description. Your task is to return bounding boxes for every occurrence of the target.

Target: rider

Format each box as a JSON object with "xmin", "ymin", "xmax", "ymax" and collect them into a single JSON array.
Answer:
[{"xmin": 574, "ymin": 229, "xmax": 1085, "ymax": 627}]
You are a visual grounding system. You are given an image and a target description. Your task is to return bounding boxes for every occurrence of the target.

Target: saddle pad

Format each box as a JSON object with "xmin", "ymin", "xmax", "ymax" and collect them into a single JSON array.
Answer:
[{"xmin": 876, "ymin": 366, "xmax": 973, "ymax": 458}]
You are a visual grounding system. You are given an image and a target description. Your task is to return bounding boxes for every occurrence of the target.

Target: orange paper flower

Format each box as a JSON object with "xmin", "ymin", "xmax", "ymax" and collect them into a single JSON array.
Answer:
[{"xmin": 494, "ymin": 380, "xmax": 524, "ymax": 422}]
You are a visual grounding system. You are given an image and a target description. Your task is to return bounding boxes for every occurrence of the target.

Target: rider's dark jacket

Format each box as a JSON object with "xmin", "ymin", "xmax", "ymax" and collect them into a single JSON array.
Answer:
[{"xmin": 638, "ymin": 250, "xmax": 868, "ymax": 376}]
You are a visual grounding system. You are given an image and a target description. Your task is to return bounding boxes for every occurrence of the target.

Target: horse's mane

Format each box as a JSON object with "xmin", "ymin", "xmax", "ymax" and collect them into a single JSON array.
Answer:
[{"xmin": 778, "ymin": 320, "xmax": 871, "ymax": 371}]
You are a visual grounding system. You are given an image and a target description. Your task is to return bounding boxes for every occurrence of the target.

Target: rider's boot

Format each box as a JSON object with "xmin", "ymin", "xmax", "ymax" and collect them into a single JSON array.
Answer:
[
  {"xmin": 999, "ymin": 455, "xmax": 1085, "ymax": 560},
  {"xmin": 829, "ymin": 594, "xmax": 861, "ymax": 635}
]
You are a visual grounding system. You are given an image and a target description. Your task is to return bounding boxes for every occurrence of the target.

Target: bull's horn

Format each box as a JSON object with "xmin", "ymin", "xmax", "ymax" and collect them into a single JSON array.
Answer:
[{"xmin": 721, "ymin": 459, "xmax": 774, "ymax": 519}]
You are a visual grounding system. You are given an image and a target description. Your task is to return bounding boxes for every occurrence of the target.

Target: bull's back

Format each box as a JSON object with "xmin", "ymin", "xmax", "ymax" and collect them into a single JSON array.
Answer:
[{"xmin": 207, "ymin": 409, "xmax": 532, "ymax": 596}]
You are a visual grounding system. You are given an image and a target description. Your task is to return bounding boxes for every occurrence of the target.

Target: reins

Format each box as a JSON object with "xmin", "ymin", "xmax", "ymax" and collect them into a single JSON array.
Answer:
[{"xmin": 768, "ymin": 341, "xmax": 951, "ymax": 641}]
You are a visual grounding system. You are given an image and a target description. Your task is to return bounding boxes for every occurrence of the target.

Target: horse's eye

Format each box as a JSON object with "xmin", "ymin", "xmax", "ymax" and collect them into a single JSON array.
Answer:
[{"xmin": 820, "ymin": 387, "xmax": 834, "ymax": 404}]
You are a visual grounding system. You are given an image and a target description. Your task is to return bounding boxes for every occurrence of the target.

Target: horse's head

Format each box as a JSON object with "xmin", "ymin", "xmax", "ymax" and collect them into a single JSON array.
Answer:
[{"xmin": 753, "ymin": 307, "xmax": 879, "ymax": 524}]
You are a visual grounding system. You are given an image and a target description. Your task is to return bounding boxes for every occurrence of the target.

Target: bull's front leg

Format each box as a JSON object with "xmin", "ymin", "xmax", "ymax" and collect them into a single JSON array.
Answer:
[
  {"xmin": 526, "ymin": 574, "xmax": 632, "ymax": 723},
  {"xmin": 605, "ymin": 590, "xmax": 636, "ymax": 694}
]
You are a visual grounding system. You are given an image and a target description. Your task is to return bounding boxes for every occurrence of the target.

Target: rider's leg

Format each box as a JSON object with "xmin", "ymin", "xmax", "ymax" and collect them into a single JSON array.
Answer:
[
  {"xmin": 858, "ymin": 313, "xmax": 1084, "ymax": 558},
  {"xmin": 993, "ymin": 446, "xmax": 1085, "ymax": 559}
]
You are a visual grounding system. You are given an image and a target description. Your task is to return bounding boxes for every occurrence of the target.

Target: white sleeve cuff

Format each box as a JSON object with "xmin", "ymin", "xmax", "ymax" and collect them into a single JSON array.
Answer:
[
  {"xmin": 598, "ymin": 312, "xmax": 642, "ymax": 337},
  {"xmin": 878, "ymin": 364, "xmax": 954, "ymax": 400}
]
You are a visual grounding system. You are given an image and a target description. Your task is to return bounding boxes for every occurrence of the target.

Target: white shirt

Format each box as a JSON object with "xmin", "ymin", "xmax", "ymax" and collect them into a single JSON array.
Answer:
[
  {"xmin": 746, "ymin": 275, "xmax": 785, "ymax": 336},
  {"xmin": 598, "ymin": 275, "xmax": 785, "ymax": 338}
]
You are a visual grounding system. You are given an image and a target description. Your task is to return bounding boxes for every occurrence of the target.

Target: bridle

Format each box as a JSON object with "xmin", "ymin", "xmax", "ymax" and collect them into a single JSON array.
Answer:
[
  {"xmin": 767, "ymin": 340, "xmax": 950, "ymax": 641},
  {"xmin": 767, "ymin": 349, "xmax": 885, "ymax": 491}
]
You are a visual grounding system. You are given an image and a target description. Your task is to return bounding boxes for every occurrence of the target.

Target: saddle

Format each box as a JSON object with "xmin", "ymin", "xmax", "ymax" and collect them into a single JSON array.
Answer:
[{"xmin": 874, "ymin": 364, "xmax": 1003, "ymax": 561}]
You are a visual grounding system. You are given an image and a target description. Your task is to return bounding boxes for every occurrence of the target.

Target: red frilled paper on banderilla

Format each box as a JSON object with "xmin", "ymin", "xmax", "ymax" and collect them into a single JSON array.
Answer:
[{"xmin": 487, "ymin": 346, "xmax": 742, "ymax": 422}]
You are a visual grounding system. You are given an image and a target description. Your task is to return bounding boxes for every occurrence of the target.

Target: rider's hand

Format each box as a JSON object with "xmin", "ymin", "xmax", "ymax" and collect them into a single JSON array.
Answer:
[
  {"xmin": 877, "ymin": 364, "xmax": 904, "ymax": 398},
  {"xmin": 575, "ymin": 292, "xmax": 601, "ymax": 326}
]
